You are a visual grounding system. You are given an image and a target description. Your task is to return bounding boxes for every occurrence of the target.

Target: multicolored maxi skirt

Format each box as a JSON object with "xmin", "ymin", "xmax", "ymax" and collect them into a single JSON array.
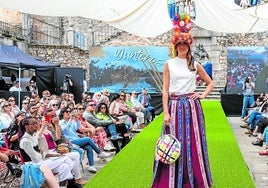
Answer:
[{"xmin": 152, "ymin": 94, "xmax": 213, "ymax": 188}]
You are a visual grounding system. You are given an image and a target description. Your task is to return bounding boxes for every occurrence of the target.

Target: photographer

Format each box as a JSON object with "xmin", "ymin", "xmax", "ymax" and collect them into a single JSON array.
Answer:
[
  {"xmin": 241, "ymin": 76, "xmax": 255, "ymax": 120},
  {"xmin": 62, "ymin": 74, "xmax": 73, "ymax": 93}
]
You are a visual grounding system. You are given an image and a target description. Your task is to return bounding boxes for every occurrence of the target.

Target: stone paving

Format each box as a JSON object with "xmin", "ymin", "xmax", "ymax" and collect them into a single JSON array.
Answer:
[
  {"xmin": 228, "ymin": 116, "xmax": 268, "ymax": 188},
  {"xmin": 80, "ymin": 117, "xmax": 268, "ymax": 187}
]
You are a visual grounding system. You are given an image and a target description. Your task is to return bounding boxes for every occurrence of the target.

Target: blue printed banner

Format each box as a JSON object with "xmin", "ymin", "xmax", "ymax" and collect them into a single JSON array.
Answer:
[{"xmin": 89, "ymin": 46, "xmax": 169, "ymax": 93}]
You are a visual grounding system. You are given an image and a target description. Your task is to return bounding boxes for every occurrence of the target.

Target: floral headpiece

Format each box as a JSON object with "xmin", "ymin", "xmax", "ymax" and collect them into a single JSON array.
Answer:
[{"xmin": 171, "ymin": 13, "xmax": 194, "ymax": 57}]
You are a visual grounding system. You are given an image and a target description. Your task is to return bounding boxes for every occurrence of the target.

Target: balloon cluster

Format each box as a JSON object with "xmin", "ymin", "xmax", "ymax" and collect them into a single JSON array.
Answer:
[{"xmin": 172, "ymin": 13, "xmax": 192, "ymax": 33}]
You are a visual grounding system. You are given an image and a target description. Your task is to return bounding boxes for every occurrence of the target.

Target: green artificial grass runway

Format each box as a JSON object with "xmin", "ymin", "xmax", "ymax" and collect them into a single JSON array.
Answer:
[{"xmin": 85, "ymin": 101, "xmax": 255, "ymax": 188}]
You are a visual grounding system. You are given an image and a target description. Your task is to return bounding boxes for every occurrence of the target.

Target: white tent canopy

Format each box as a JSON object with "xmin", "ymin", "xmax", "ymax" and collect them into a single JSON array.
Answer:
[
  {"xmin": 0, "ymin": 0, "xmax": 267, "ymax": 37},
  {"xmin": 195, "ymin": 0, "xmax": 268, "ymax": 33}
]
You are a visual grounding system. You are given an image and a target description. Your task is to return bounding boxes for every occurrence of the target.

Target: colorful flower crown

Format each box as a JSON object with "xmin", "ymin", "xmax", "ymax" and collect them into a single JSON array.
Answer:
[
  {"xmin": 171, "ymin": 13, "xmax": 194, "ymax": 57},
  {"xmin": 172, "ymin": 13, "xmax": 192, "ymax": 33}
]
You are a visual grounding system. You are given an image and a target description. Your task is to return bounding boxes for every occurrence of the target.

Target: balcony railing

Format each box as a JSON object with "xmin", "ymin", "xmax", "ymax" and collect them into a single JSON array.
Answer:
[{"xmin": 0, "ymin": 20, "xmax": 26, "ymax": 41}]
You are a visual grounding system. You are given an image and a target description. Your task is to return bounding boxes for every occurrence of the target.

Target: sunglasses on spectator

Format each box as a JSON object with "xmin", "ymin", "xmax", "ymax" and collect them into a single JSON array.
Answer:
[
  {"xmin": 65, "ymin": 110, "xmax": 71, "ymax": 113},
  {"xmin": 35, "ymin": 116, "xmax": 42, "ymax": 120},
  {"xmin": 52, "ymin": 104, "xmax": 59, "ymax": 107},
  {"xmin": 88, "ymin": 104, "xmax": 96, "ymax": 107},
  {"xmin": 76, "ymin": 107, "xmax": 84, "ymax": 110},
  {"xmin": 4, "ymin": 104, "xmax": 11, "ymax": 107},
  {"xmin": 100, "ymin": 106, "xmax": 106, "ymax": 109}
]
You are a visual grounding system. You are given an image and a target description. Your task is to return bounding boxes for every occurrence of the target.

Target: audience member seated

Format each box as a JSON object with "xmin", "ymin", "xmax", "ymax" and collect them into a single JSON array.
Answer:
[
  {"xmin": 117, "ymin": 91, "xmax": 137, "ymax": 125},
  {"xmin": 75, "ymin": 103, "xmax": 109, "ymax": 152},
  {"xmin": 19, "ymin": 117, "xmax": 74, "ymax": 187},
  {"xmin": 109, "ymin": 93, "xmax": 134, "ymax": 129},
  {"xmin": 8, "ymin": 97, "xmax": 20, "ymax": 116},
  {"xmin": 125, "ymin": 93, "xmax": 146, "ymax": 129},
  {"xmin": 95, "ymin": 102, "xmax": 130, "ymax": 153},
  {"xmin": 241, "ymin": 101, "xmax": 268, "ymax": 135},
  {"xmin": 0, "ymin": 148, "xmax": 59, "ymax": 188},
  {"xmin": 92, "ymin": 92, "xmax": 102, "ymax": 106},
  {"xmin": 137, "ymin": 88, "xmax": 155, "ymax": 121},
  {"xmin": 21, "ymin": 100, "xmax": 29, "ymax": 114},
  {"xmin": 253, "ymin": 126, "xmax": 268, "ymax": 155},
  {"xmin": 36, "ymin": 113, "xmax": 87, "ymax": 185},
  {"xmin": 0, "ymin": 100, "xmax": 14, "ymax": 129},
  {"xmin": 6, "ymin": 111, "xmax": 26, "ymax": 150},
  {"xmin": 59, "ymin": 107, "xmax": 111, "ymax": 174},
  {"xmin": 131, "ymin": 91, "xmax": 151, "ymax": 124}
]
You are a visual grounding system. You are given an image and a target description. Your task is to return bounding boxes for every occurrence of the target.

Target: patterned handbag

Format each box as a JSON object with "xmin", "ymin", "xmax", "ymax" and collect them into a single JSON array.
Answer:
[{"xmin": 155, "ymin": 133, "xmax": 181, "ymax": 164}]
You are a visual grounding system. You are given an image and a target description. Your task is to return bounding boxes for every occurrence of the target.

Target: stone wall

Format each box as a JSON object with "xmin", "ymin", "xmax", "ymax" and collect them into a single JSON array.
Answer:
[{"xmin": 28, "ymin": 45, "xmax": 89, "ymax": 79}]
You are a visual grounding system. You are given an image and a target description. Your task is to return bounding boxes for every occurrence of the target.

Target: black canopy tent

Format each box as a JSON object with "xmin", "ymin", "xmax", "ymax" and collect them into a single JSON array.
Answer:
[{"xmin": 0, "ymin": 43, "xmax": 60, "ymax": 107}]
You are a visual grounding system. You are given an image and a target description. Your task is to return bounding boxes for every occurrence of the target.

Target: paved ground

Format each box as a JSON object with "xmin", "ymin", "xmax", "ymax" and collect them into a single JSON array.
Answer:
[
  {"xmin": 228, "ymin": 116, "xmax": 268, "ymax": 188},
  {"xmin": 80, "ymin": 117, "xmax": 268, "ymax": 187}
]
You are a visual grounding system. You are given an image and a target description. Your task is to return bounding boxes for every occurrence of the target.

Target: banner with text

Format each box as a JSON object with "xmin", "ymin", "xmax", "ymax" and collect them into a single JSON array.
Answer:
[{"xmin": 89, "ymin": 46, "xmax": 168, "ymax": 94}]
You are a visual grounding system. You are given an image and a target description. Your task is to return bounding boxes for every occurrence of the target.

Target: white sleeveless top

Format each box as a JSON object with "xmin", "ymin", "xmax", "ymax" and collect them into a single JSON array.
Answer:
[{"xmin": 167, "ymin": 57, "xmax": 197, "ymax": 95}]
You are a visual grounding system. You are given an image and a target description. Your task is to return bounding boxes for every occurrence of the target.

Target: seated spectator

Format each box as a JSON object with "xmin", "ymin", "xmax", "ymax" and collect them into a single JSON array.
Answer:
[
  {"xmin": 21, "ymin": 100, "xmax": 29, "ymax": 114},
  {"xmin": 36, "ymin": 102, "xmax": 46, "ymax": 117},
  {"xmin": 101, "ymin": 89, "xmax": 110, "ymax": 98},
  {"xmin": 92, "ymin": 92, "xmax": 102, "ymax": 106},
  {"xmin": 84, "ymin": 100, "xmax": 122, "ymax": 140},
  {"xmin": 6, "ymin": 111, "xmax": 26, "ymax": 150},
  {"xmin": 8, "ymin": 97, "xmax": 20, "ymax": 116},
  {"xmin": 27, "ymin": 103, "xmax": 38, "ymax": 118},
  {"xmin": 40, "ymin": 90, "xmax": 51, "ymax": 103},
  {"xmin": 95, "ymin": 102, "xmax": 130, "ymax": 152},
  {"xmin": 0, "ymin": 148, "xmax": 59, "ymax": 188},
  {"xmin": 109, "ymin": 94, "xmax": 133, "ymax": 128},
  {"xmin": 36, "ymin": 114, "xmax": 87, "ymax": 185},
  {"xmin": 19, "ymin": 117, "xmax": 74, "ymax": 187},
  {"xmin": 68, "ymin": 93, "xmax": 75, "ymax": 105},
  {"xmin": 251, "ymin": 116, "xmax": 268, "ymax": 137},
  {"xmin": 0, "ymin": 101, "xmax": 14, "ymax": 129},
  {"xmin": 137, "ymin": 88, "xmax": 155, "ymax": 121},
  {"xmin": 241, "ymin": 102, "xmax": 268, "ymax": 135},
  {"xmin": 131, "ymin": 91, "xmax": 151, "ymax": 124},
  {"xmin": 75, "ymin": 103, "xmax": 109, "ymax": 152},
  {"xmin": 81, "ymin": 92, "xmax": 90, "ymax": 106},
  {"xmin": 251, "ymin": 117, "xmax": 268, "ymax": 146},
  {"xmin": 59, "ymin": 107, "xmax": 111, "ymax": 173},
  {"xmin": 255, "ymin": 126, "xmax": 268, "ymax": 155},
  {"xmin": 99, "ymin": 94, "xmax": 110, "ymax": 106},
  {"xmin": 118, "ymin": 91, "xmax": 137, "ymax": 125},
  {"xmin": 125, "ymin": 93, "xmax": 146, "ymax": 129}
]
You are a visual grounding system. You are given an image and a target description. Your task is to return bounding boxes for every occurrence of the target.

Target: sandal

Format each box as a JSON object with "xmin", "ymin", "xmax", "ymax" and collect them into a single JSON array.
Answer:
[{"xmin": 259, "ymin": 150, "xmax": 268, "ymax": 156}]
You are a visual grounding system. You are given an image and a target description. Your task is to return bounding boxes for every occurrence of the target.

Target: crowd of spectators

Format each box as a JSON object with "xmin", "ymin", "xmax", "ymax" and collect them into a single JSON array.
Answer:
[
  {"xmin": 0, "ymin": 87, "xmax": 155, "ymax": 187},
  {"xmin": 239, "ymin": 92, "xmax": 268, "ymax": 155}
]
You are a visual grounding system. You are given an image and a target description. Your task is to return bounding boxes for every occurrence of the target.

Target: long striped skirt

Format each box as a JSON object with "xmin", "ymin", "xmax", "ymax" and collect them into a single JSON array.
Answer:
[{"xmin": 152, "ymin": 95, "xmax": 213, "ymax": 188}]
